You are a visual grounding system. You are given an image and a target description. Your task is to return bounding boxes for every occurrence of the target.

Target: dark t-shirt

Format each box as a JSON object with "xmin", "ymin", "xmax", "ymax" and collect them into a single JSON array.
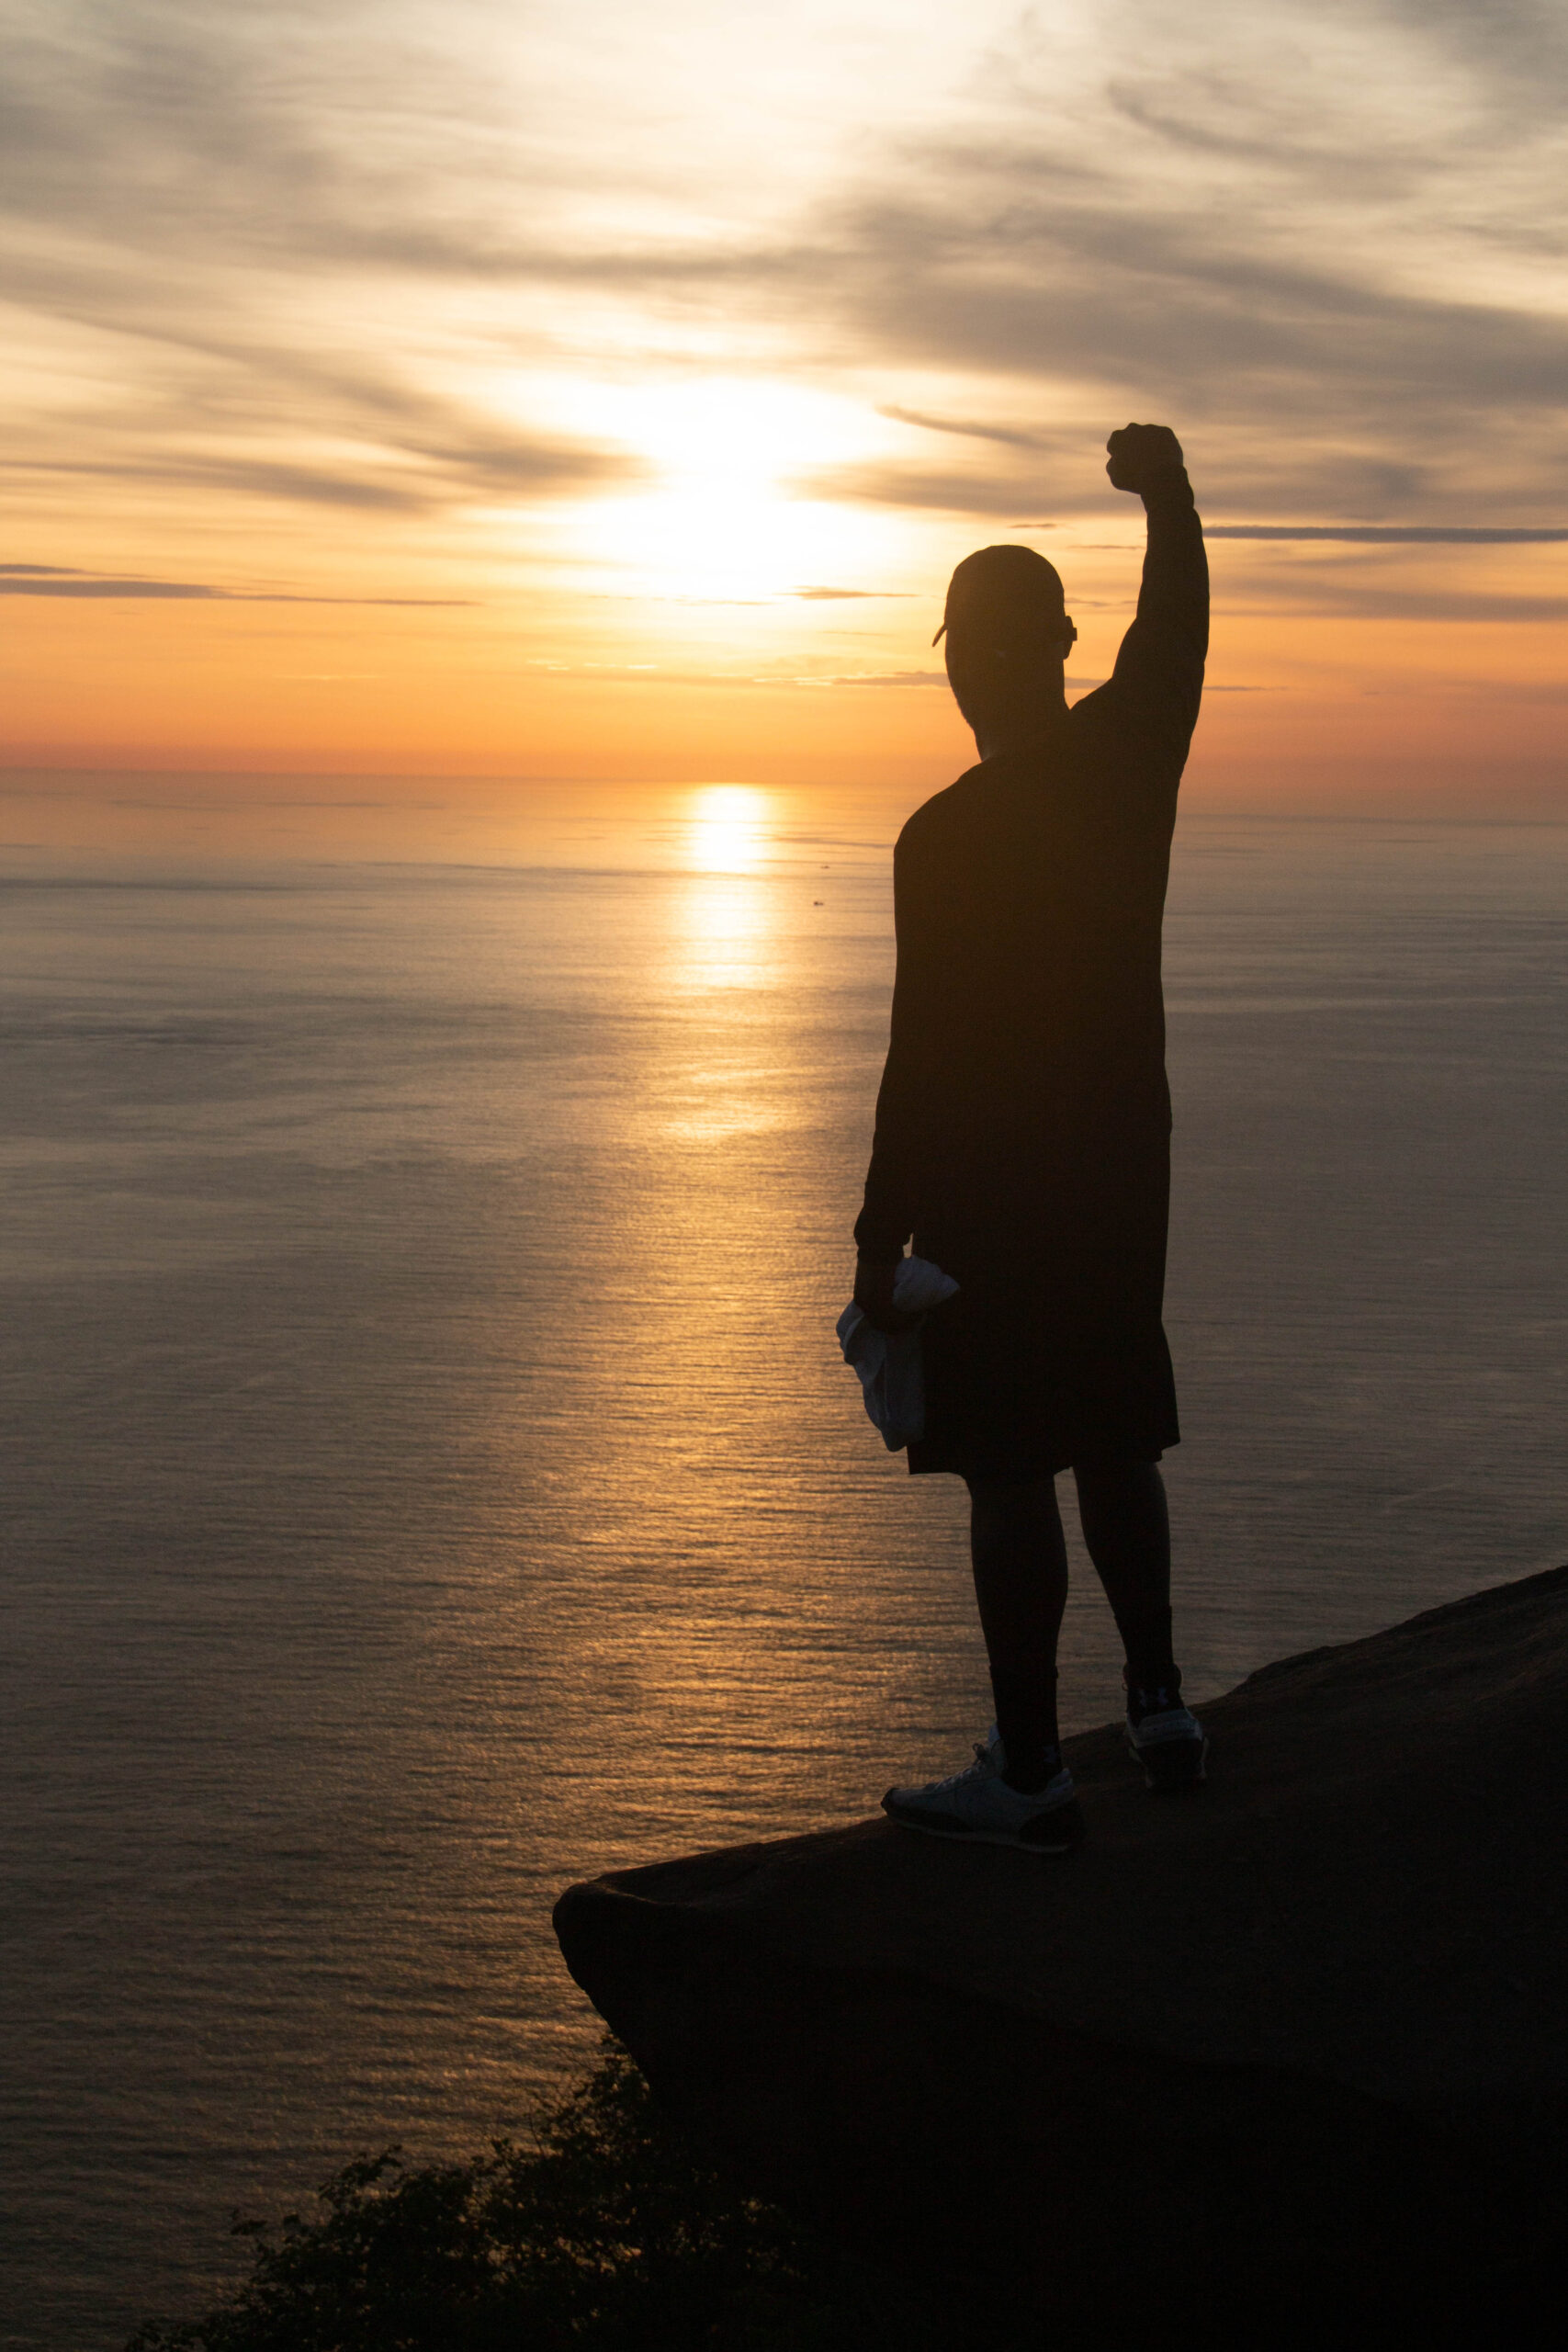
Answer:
[{"xmin": 853, "ymin": 470, "xmax": 1208, "ymax": 1475}]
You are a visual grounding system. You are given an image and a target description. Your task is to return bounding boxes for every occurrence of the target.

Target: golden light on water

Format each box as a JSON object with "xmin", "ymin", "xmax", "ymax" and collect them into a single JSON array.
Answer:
[
  {"xmin": 672, "ymin": 788, "xmax": 780, "ymax": 1003},
  {"xmin": 687, "ymin": 785, "xmax": 770, "ymax": 874}
]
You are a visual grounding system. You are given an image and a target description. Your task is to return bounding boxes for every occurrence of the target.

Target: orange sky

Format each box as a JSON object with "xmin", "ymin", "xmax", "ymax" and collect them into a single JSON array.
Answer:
[{"xmin": 4, "ymin": 0, "xmax": 1565, "ymax": 839}]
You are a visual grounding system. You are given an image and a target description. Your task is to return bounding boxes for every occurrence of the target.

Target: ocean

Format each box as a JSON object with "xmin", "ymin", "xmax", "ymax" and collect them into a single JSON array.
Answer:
[{"xmin": 3, "ymin": 790, "xmax": 1565, "ymax": 2348}]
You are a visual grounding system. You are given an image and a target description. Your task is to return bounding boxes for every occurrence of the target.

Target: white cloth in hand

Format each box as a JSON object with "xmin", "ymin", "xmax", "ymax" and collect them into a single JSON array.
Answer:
[{"xmin": 836, "ymin": 1256, "xmax": 960, "ymax": 1452}]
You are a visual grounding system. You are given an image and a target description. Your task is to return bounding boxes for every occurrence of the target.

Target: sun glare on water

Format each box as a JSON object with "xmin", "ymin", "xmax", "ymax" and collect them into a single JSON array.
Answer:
[
  {"xmin": 669, "ymin": 786, "xmax": 779, "ymax": 994},
  {"xmin": 687, "ymin": 784, "xmax": 769, "ymax": 873}
]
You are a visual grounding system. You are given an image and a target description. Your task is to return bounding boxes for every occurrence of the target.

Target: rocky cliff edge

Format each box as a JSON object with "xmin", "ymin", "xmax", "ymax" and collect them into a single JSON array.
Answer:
[{"xmin": 556, "ymin": 1566, "xmax": 1568, "ymax": 2326}]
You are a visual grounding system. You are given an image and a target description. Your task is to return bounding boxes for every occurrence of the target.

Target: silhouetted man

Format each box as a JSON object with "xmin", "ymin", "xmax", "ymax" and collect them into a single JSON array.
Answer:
[{"xmin": 856, "ymin": 423, "xmax": 1209, "ymax": 1850}]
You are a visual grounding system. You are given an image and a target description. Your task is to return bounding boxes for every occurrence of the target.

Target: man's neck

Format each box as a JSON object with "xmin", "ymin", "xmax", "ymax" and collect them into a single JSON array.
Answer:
[{"xmin": 973, "ymin": 692, "xmax": 1068, "ymax": 763}]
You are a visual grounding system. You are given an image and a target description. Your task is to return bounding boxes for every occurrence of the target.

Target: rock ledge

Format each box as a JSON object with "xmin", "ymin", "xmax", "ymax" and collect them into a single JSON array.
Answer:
[{"xmin": 557, "ymin": 1566, "xmax": 1568, "ymax": 2321}]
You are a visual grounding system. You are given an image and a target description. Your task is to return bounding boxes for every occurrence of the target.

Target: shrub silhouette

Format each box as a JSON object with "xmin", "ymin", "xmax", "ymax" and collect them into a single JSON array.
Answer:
[{"xmin": 126, "ymin": 2040, "xmax": 997, "ymax": 2351}]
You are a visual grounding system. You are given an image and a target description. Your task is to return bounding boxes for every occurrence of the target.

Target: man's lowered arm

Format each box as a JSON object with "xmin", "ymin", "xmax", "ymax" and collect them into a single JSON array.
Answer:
[{"xmin": 852, "ymin": 828, "xmax": 934, "ymax": 1330}]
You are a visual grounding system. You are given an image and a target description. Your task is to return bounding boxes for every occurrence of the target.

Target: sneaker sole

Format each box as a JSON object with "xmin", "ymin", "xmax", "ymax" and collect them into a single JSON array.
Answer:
[
  {"xmin": 881, "ymin": 1792, "xmax": 1085, "ymax": 1853},
  {"xmin": 1127, "ymin": 1733, "xmax": 1209, "ymax": 1792}
]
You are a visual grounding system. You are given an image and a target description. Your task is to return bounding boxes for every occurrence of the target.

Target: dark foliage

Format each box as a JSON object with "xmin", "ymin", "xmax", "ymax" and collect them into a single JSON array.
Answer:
[{"xmin": 126, "ymin": 2041, "xmax": 1006, "ymax": 2351}]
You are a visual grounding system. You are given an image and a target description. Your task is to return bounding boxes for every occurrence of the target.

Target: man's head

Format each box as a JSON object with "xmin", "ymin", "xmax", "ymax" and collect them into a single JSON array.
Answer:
[{"xmin": 935, "ymin": 544, "xmax": 1077, "ymax": 738}]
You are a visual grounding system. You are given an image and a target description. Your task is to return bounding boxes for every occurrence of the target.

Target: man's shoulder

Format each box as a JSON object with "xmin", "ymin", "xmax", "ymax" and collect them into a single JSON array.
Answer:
[{"xmin": 896, "ymin": 764, "xmax": 991, "ymax": 860}]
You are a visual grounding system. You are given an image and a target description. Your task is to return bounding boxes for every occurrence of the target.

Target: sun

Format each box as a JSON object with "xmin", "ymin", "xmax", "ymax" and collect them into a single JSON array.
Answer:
[{"xmin": 554, "ymin": 375, "xmax": 893, "ymax": 601}]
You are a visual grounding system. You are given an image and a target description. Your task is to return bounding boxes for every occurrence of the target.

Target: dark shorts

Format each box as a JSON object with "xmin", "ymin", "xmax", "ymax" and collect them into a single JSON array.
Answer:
[
  {"xmin": 905, "ymin": 1272, "xmax": 1179, "ymax": 1482},
  {"xmin": 950, "ymin": 1451, "xmax": 1166, "ymax": 1488}
]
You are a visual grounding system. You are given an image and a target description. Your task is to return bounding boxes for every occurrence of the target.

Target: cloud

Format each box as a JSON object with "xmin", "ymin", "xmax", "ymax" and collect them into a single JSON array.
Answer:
[
  {"xmin": 795, "ymin": 463, "xmax": 1065, "ymax": 516},
  {"xmin": 3, "ymin": 0, "xmax": 1567, "ymax": 558},
  {"xmin": 8, "ymin": 431, "xmax": 644, "ymax": 519},
  {"xmin": 792, "ymin": 16, "xmax": 1568, "ymax": 519},
  {"xmin": 0, "ymin": 575, "xmax": 233, "ymax": 598},
  {"xmin": 0, "ymin": 568, "xmax": 468, "ymax": 604},
  {"xmin": 524, "ymin": 661, "xmax": 1116, "ymax": 691},
  {"xmin": 791, "ymin": 585, "xmax": 912, "ymax": 598},
  {"xmin": 525, "ymin": 662, "xmax": 953, "ymax": 688},
  {"xmin": 1378, "ymin": 0, "xmax": 1568, "ymax": 109},
  {"xmin": 877, "ymin": 404, "xmax": 1047, "ymax": 449},
  {"xmin": 0, "ymin": 7, "xmax": 650, "ymax": 526},
  {"xmin": 823, "ymin": 187, "xmax": 1568, "ymax": 437},
  {"xmin": 817, "ymin": 669, "xmax": 949, "ymax": 686},
  {"xmin": 1225, "ymin": 583, "xmax": 1568, "ymax": 625},
  {"xmin": 1207, "ymin": 526, "xmax": 1568, "ymax": 543}
]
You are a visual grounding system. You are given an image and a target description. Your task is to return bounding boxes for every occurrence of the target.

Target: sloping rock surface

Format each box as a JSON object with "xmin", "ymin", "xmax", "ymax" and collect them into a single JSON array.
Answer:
[{"xmin": 555, "ymin": 1566, "xmax": 1568, "ymax": 2319}]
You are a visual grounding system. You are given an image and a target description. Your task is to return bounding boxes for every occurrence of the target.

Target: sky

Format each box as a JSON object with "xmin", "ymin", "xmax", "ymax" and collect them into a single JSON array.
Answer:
[{"xmin": 3, "ymin": 0, "xmax": 1566, "ymax": 831}]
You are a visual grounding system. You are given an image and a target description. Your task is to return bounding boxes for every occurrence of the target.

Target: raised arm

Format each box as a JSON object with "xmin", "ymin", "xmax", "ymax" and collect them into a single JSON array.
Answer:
[{"xmin": 1101, "ymin": 422, "xmax": 1209, "ymax": 761}]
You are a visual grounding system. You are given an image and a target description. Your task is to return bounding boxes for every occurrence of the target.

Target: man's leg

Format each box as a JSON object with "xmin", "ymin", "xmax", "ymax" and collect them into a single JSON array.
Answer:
[
  {"xmin": 1074, "ymin": 1455, "xmax": 1206, "ymax": 1786},
  {"xmin": 1071, "ymin": 1455, "xmax": 1175, "ymax": 1687},
  {"xmin": 965, "ymin": 1476, "xmax": 1069, "ymax": 1793}
]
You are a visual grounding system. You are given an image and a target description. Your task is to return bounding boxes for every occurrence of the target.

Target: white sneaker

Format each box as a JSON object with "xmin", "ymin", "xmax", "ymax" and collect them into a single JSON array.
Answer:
[
  {"xmin": 883, "ymin": 1728, "xmax": 1083, "ymax": 1852},
  {"xmin": 1125, "ymin": 1687, "xmax": 1208, "ymax": 1791}
]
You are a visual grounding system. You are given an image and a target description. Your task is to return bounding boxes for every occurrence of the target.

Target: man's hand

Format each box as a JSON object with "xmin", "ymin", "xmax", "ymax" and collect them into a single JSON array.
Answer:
[
  {"xmin": 854, "ymin": 1255, "xmax": 920, "ymax": 1335},
  {"xmin": 1106, "ymin": 423, "xmax": 1185, "ymax": 494}
]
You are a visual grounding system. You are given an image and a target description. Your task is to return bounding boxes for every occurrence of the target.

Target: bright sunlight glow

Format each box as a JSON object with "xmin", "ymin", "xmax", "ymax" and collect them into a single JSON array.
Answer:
[
  {"xmin": 687, "ymin": 784, "xmax": 770, "ymax": 873},
  {"xmin": 554, "ymin": 377, "xmax": 895, "ymax": 600}
]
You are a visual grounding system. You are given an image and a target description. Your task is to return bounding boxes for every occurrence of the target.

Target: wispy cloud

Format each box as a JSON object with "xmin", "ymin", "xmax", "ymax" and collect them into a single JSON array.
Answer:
[
  {"xmin": 877, "ymin": 405, "xmax": 1047, "ymax": 449},
  {"xmin": 791, "ymin": 584, "xmax": 912, "ymax": 598},
  {"xmin": 0, "ymin": 567, "xmax": 468, "ymax": 604},
  {"xmin": 1208, "ymin": 526, "xmax": 1568, "ymax": 543},
  {"xmin": 1226, "ymin": 583, "xmax": 1568, "ymax": 626},
  {"xmin": 3, "ymin": 0, "xmax": 1567, "ymax": 644},
  {"xmin": 817, "ymin": 669, "xmax": 949, "ymax": 687},
  {"xmin": 521, "ymin": 661, "xmax": 1115, "ymax": 691},
  {"xmin": 525, "ymin": 662, "xmax": 953, "ymax": 688},
  {"xmin": 794, "ymin": 464, "xmax": 1065, "ymax": 516},
  {"xmin": 6, "ymin": 2, "xmax": 1566, "ymax": 525},
  {"xmin": 7, "ymin": 430, "xmax": 644, "ymax": 519}
]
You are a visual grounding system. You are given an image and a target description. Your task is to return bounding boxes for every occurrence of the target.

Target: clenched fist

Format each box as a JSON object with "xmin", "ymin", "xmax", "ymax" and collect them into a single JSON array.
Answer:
[{"xmin": 1106, "ymin": 423, "xmax": 1185, "ymax": 493}]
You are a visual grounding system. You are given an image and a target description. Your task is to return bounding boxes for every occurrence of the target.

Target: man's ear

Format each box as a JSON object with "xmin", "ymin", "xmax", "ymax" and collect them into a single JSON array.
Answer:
[{"xmin": 1061, "ymin": 617, "xmax": 1078, "ymax": 651}]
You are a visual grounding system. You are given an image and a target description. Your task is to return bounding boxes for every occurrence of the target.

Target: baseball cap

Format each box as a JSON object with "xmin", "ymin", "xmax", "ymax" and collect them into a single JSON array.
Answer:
[{"xmin": 933, "ymin": 544, "xmax": 1068, "ymax": 647}]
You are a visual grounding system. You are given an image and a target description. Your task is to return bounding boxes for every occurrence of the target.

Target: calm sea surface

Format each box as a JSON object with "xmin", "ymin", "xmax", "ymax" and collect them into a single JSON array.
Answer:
[{"xmin": 3, "ymin": 793, "xmax": 1565, "ymax": 2348}]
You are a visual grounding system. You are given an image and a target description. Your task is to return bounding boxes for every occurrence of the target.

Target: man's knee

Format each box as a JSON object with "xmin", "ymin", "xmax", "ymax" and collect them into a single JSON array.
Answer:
[
  {"xmin": 967, "ymin": 1472, "xmax": 1055, "ymax": 1508},
  {"xmin": 966, "ymin": 1474, "xmax": 1059, "ymax": 1540},
  {"xmin": 1071, "ymin": 1453, "xmax": 1164, "ymax": 1507}
]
